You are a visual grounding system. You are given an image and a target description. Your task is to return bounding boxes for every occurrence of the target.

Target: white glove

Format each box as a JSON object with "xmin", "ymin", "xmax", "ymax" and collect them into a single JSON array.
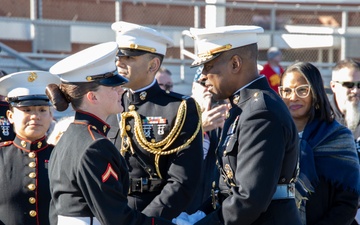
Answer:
[
  {"xmin": 172, "ymin": 211, "xmax": 206, "ymax": 225},
  {"xmin": 172, "ymin": 212, "xmax": 192, "ymax": 225},
  {"xmin": 188, "ymin": 210, "xmax": 206, "ymax": 223}
]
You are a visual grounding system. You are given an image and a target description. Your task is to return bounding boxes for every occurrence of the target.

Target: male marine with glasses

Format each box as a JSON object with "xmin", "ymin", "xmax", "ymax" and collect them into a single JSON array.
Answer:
[
  {"xmin": 330, "ymin": 59, "xmax": 360, "ymax": 158},
  {"xmin": 330, "ymin": 59, "xmax": 360, "ymax": 225}
]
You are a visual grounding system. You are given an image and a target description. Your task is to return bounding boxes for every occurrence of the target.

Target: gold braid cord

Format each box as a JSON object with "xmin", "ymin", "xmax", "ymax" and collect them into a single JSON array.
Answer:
[{"xmin": 120, "ymin": 100, "xmax": 202, "ymax": 178}]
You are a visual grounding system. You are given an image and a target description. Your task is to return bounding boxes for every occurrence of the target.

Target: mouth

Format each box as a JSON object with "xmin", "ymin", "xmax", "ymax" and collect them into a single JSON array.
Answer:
[
  {"xmin": 349, "ymin": 95, "xmax": 360, "ymax": 101},
  {"xmin": 289, "ymin": 104, "xmax": 302, "ymax": 110},
  {"xmin": 203, "ymin": 92, "xmax": 212, "ymax": 99},
  {"xmin": 28, "ymin": 123, "xmax": 41, "ymax": 126},
  {"xmin": 27, "ymin": 124, "xmax": 42, "ymax": 130}
]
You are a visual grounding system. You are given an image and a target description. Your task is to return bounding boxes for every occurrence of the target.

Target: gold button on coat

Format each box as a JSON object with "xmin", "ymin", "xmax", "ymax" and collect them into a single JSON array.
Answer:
[
  {"xmin": 29, "ymin": 162, "xmax": 36, "ymax": 168},
  {"xmin": 27, "ymin": 184, "xmax": 36, "ymax": 191},
  {"xmin": 29, "ymin": 210, "xmax": 37, "ymax": 217},
  {"xmin": 28, "ymin": 152, "xmax": 36, "ymax": 158},
  {"xmin": 29, "ymin": 172, "xmax": 36, "ymax": 179},
  {"xmin": 29, "ymin": 197, "xmax": 36, "ymax": 204}
]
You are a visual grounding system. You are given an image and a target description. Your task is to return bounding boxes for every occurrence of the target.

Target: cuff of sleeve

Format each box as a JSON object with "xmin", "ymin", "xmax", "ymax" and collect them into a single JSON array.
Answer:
[{"xmin": 152, "ymin": 217, "xmax": 175, "ymax": 225}]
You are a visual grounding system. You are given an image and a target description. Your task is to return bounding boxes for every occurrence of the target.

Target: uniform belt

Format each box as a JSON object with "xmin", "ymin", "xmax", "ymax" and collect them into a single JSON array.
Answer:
[
  {"xmin": 272, "ymin": 183, "xmax": 295, "ymax": 200},
  {"xmin": 57, "ymin": 215, "xmax": 101, "ymax": 225},
  {"xmin": 129, "ymin": 177, "xmax": 165, "ymax": 193},
  {"xmin": 213, "ymin": 183, "xmax": 295, "ymax": 208}
]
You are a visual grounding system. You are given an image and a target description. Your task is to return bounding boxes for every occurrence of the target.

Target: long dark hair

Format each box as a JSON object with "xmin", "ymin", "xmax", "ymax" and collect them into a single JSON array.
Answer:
[{"xmin": 281, "ymin": 62, "xmax": 334, "ymax": 123}]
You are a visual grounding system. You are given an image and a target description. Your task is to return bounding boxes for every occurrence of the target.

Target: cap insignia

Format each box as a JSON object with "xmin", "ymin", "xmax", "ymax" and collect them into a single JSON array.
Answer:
[
  {"xmin": 28, "ymin": 72, "xmax": 38, "ymax": 82},
  {"xmin": 198, "ymin": 44, "xmax": 232, "ymax": 59},
  {"xmin": 129, "ymin": 43, "xmax": 156, "ymax": 53}
]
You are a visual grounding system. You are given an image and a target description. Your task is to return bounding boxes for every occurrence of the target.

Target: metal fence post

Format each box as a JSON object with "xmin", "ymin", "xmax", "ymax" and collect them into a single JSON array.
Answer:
[{"xmin": 340, "ymin": 10, "xmax": 348, "ymax": 60}]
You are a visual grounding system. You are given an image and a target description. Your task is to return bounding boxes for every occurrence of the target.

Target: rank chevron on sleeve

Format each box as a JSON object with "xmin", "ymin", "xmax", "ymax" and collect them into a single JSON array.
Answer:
[{"xmin": 102, "ymin": 163, "xmax": 119, "ymax": 182}]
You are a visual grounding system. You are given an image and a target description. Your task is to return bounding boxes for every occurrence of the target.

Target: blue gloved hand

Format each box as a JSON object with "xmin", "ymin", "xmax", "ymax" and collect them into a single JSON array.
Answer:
[
  {"xmin": 188, "ymin": 210, "xmax": 206, "ymax": 223},
  {"xmin": 172, "ymin": 211, "xmax": 206, "ymax": 225},
  {"xmin": 172, "ymin": 212, "xmax": 192, "ymax": 225}
]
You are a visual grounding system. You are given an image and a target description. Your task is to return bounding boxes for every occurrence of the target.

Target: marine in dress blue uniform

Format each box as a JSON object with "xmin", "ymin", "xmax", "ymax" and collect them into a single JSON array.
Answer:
[
  {"xmin": 107, "ymin": 21, "xmax": 203, "ymax": 220},
  {"xmin": 0, "ymin": 70, "xmax": 60, "ymax": 225},
  {"xmin": 0, "ymin": 71, "xmax": 15, "ymax": 142},
  {"xmin": 0, "ymin": 100, "xmax": 15, "ymax": 142},
  {"xmin": 47, "ymin": 42, "xmax": 174, "ymax": 225},
  {"xmin": 174, "ymin": 26, "xmax": 301, "ymax": 225}
]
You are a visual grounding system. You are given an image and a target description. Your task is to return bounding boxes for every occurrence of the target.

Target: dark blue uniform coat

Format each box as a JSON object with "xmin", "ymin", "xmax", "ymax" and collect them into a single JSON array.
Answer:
[
  {"xmin": 0, "ymin": 101, "xmax": 15, "ymax": 142},
  {"xmin": 195, "ymin": 77, "xmax": 301, "ymax": 225},
  {"xmin": 49, "ymin": 111, "xmax": 173, "ymax": 225},
  {"xmin": 107, "ymin": 82, "xmax": 203, "ymax": 220},
  {"xmin": 0, "ymin": 136, "xmax": 53, "ymax": 225}
]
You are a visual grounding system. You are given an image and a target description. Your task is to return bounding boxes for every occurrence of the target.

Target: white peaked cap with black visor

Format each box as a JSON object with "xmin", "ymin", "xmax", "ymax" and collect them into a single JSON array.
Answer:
[
  {"xmin": 111, "ymin": 21, "xmax": 174, "ymax": 57},
  {"xmin": 49, "ymin": 42, "xmax": 128, "ymax": 86},
  {"xmin": 189, "ymin": 25, "xmax": 264, "ymax": 67},
  {"xmin": 0, "ymin": 70, "xmax": 61, "ymax": 107}
]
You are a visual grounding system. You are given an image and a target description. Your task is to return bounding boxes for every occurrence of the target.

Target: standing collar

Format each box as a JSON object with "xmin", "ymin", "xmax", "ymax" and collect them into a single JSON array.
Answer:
[
  {"xmin": 125, "ymin": 82, "xmax": 164, "ymax": 105},
  {"xmin": 74, "ymin": 110, "xmax": 111, "ymax": 136},
  {"xmin": 13, "ymin": 135, "xmax": 49, "ymax": 152},
  {"xmin": 232, "ymin": 75, "xmax": 264, "ymax": 95},
  {"xmin": 132, "ymin": 79, "xmax": 156, "ymax": 93},
  {"xmin": 229, "ymin": 75, "xmax": 266, "ymax": 107}
]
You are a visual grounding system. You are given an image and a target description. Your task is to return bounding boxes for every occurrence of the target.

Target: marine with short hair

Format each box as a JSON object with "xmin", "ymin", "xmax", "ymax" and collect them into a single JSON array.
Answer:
[
  {"xmin": 107, "ymin": 21, "xmax": 203, "ymax": 220},
  {"xmin": 173, "ymin": 25, "xmax": 301, "ymax": 225}
]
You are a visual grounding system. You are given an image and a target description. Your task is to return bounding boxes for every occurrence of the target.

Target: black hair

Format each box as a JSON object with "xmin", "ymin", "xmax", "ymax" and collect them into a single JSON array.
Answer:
[
  {"xmin": 281, "ymin": 62, "xmax": 334, "ymax": 123},
  {"xmin": 46, "ymin": 82, "xmax": 100, "ymax": 112}
]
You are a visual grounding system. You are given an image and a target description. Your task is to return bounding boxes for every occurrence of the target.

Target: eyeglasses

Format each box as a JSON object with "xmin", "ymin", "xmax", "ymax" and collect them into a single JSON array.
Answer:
[
  {"xmin": 195, "ymin": 80, "xmax": 206, "ymax": 87},
  {"xmin": 334, "ymin": 81, "xmax": 360, "ymax": 89},
  {"xmin": 278, "ymin": 84, "xmax": 311, "ymax": 99},
  {"xmin": 159, "ymin": 83, "xmax": 173, "ymax": 91}
]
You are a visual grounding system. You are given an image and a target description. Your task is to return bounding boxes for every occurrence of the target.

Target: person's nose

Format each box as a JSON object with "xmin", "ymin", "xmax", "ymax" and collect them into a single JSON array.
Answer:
[
  {"xmin": 350, "ymin": 86, "xmax": 359, "ymax": 93},
  {"xmin": 30, "ymin": 111, "xmax": 40, "ymax": 120},
  {"xmin": 115, "ymin": 57, "xmax": 125, "ymax": 68},
  {"xmin": 116, "ymin": 86, "xmax": 125, "ymax": 95},
  {"xmin": 288, "ymin": 90, "xmax": 298, "ymax": 101}
]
